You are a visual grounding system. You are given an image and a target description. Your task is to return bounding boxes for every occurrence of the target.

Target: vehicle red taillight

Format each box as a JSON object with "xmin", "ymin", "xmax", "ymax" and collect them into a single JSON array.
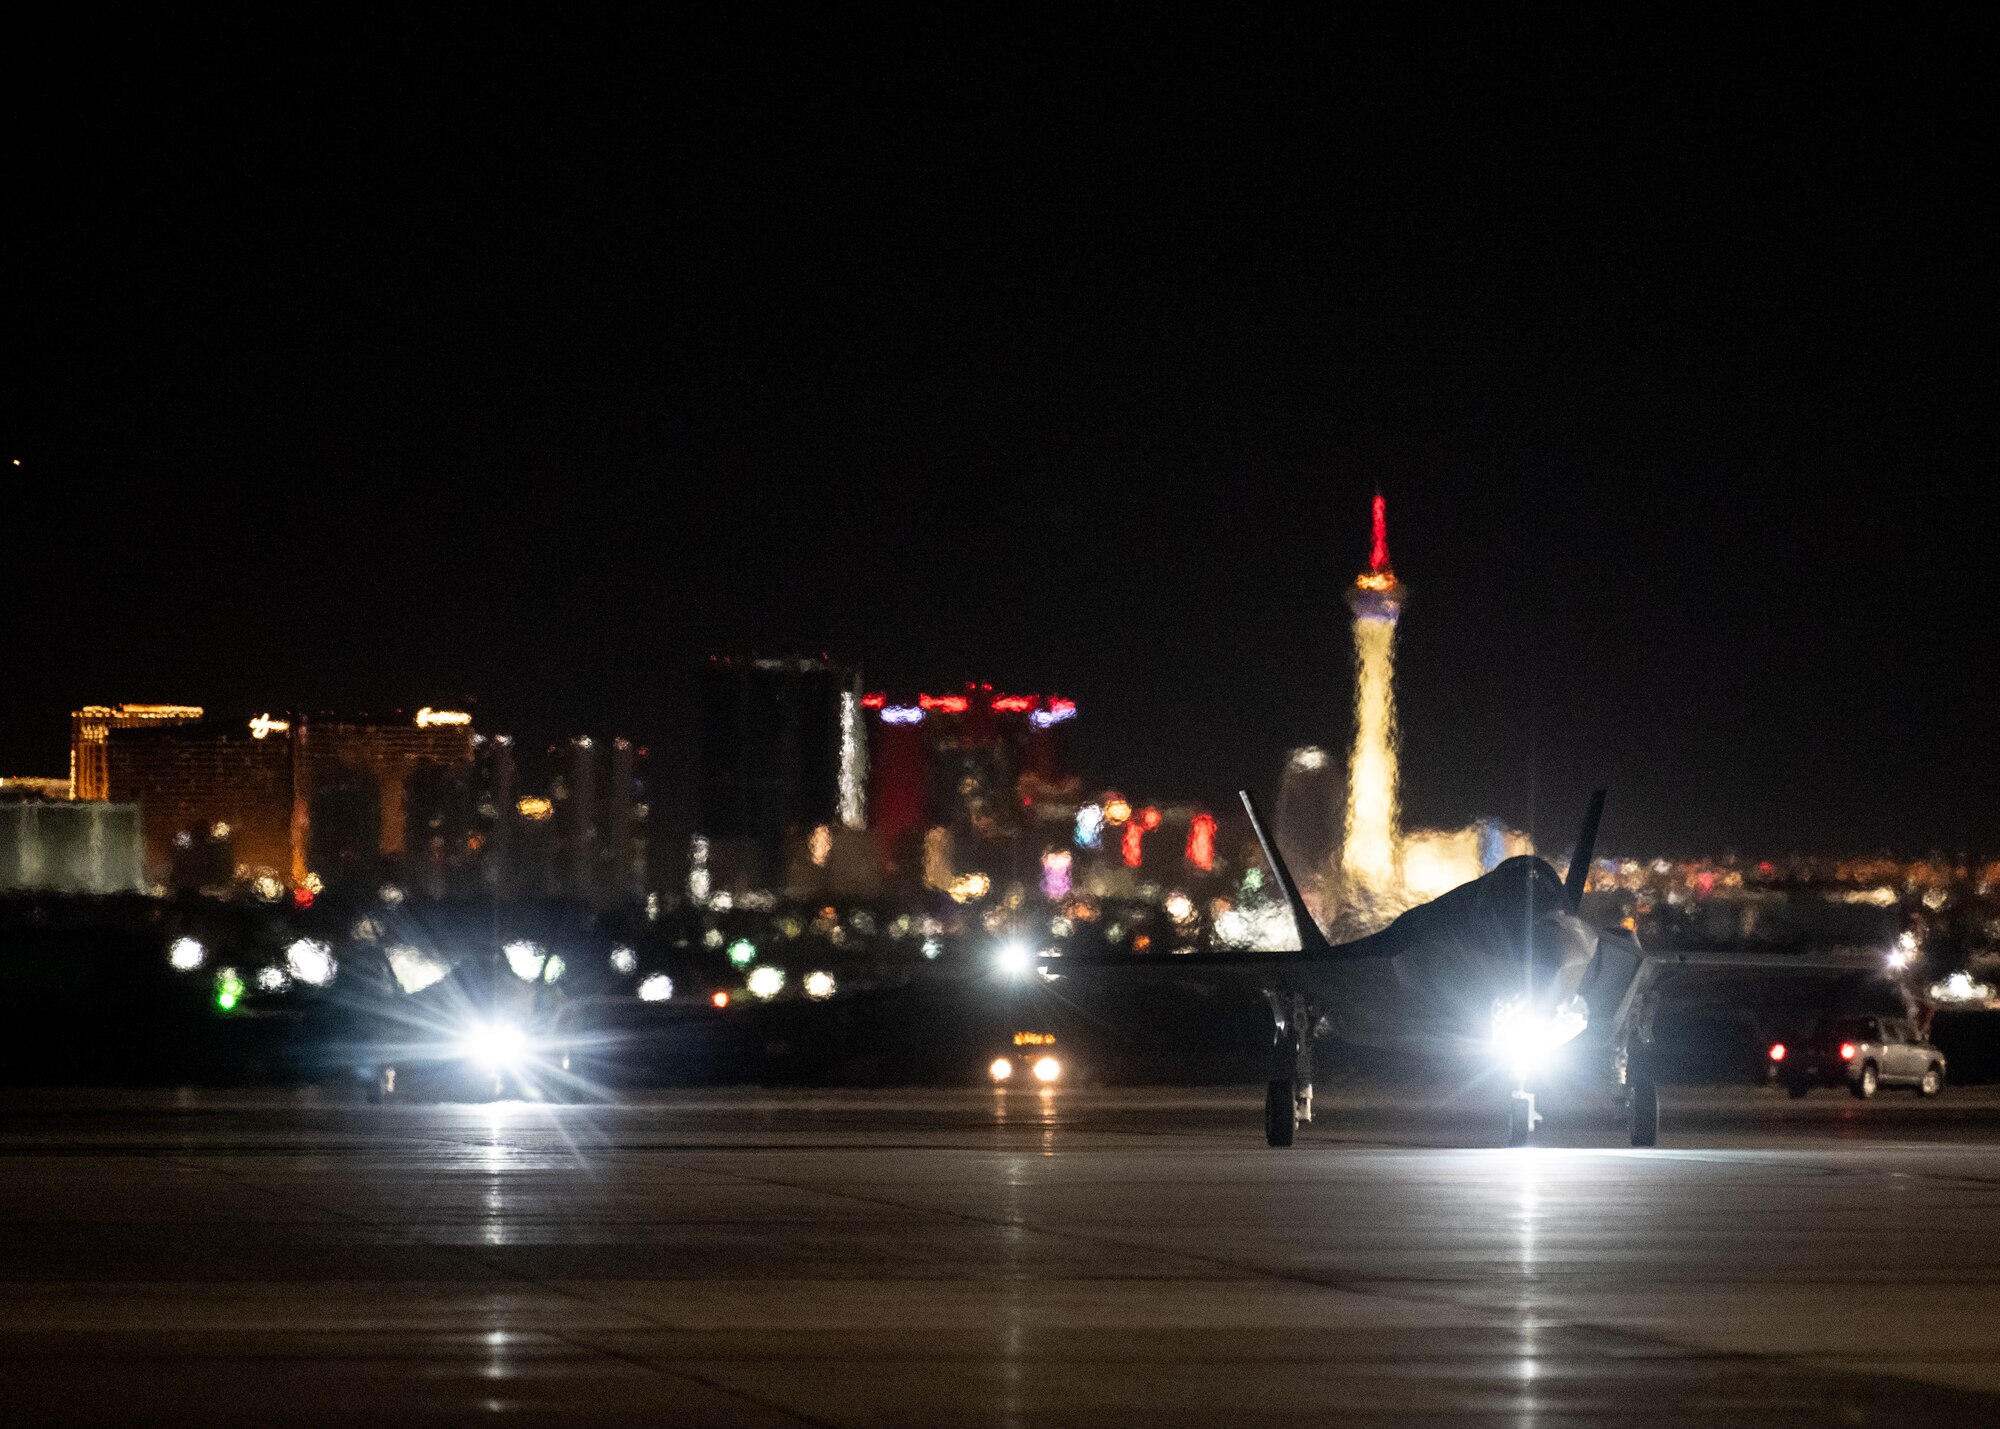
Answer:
[
  {"xmin": 1768, "ymin": 1043, "xmax": 1786, "ymax": 1062},
  {"xmin": 1839, "ymin": 1042, "xmax": 1857, "ymax": 1061}
]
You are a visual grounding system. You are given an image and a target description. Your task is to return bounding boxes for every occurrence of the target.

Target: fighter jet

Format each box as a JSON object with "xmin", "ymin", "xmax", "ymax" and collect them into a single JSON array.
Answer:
[{"xmin": 1050, "ymin": 789, "xmax": 1883, "ymax": 1148}]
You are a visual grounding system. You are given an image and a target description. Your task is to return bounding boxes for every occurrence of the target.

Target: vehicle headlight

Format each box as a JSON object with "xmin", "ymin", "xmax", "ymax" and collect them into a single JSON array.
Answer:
[
  {"xmin": 990, "ymin": 1057, "xmax": 1014, "ymax": 1081},
  {"xmin": 459, "ymin": 1020, "xmax": 529, "ymax": 1070},
  {"xmin": 1032, "ymin": 1056, "xmax": 1061, "ymax": 1083}
]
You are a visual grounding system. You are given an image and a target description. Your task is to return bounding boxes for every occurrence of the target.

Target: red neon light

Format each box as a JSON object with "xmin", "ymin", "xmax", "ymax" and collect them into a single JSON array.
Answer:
[
  {"xmin": 1187, "ymin": 812, "xmax": 1216, "ymax": 872},
  {"xmin": 1139, "ymin": 806, "xmax": 1161, "ymax": 832},
  {"xmin": 861, "ymin": 693, "xmax": 886, "ymax": 709},
  {"xmin": 991, "ymin": 695, "xmax": 1036, "ymax": 713},
  {"xmin": 918, "ymin": 694, "xmax": 970, "ymax": 713},
  {"xmin": 1046, "ymin": 697, "xmax": 1076, "ymax": 718},
  {"xmin": 292, "ymin": 887, "xmax": 314, "ymax": 909},
  {"xmin": 1370, "ymin": 493, "xmax": 1390, "ymax": 573},
  {"xmin": 1121, "ymin": 822, "xmax": 1144, "ymax": 868}
]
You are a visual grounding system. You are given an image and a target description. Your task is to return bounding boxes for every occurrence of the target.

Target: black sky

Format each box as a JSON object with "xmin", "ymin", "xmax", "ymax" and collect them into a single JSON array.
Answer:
[{"xmin": 5, "ymin": 14, "xmax": 1994, "ymax": 855}]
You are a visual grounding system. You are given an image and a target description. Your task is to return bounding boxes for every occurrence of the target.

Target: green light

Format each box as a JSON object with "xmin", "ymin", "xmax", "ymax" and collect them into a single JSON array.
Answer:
[
  {"xmin": 727, "ymin": 939, "xmax": 756, "ymax": 968},
  {"xmin": 215, "ymin": 967, "xmax": 245, "ymax": 1012}
]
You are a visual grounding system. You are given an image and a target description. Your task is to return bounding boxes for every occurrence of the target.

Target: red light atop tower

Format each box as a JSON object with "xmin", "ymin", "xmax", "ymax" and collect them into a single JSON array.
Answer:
[{"xmin": 1369, "ymin": 493, "xmax": 1390, "ymax": 574}]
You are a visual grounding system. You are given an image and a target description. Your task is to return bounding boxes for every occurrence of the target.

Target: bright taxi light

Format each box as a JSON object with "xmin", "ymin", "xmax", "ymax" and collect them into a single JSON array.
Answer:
[
  {"xmin": 1490, "ymin": 995, "xmax": 1589, "ymax": 1074},
  {"xmin": 459, "ymin": 1020, "xmax": 528, "ymax": 1069},
  {"xmin": 1840, "ymin": 1042, "xmax": 1857, "ymax": 1061},
  {"xmin": 1768, "ymin": 1042, "xmax": 1786, "ymax": 1062},
  {"xmin": 990, "ymin": 1057, "xmax": 1013, "ymax": 1081},
  {"xmin": 1032, "ymin": 1056, "xmax": 1061, "ymax": 1083}
]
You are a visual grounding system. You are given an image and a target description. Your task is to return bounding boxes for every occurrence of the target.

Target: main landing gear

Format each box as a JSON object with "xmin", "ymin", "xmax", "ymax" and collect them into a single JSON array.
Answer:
[
  {"xmin": 1265, "ymin": 992, "xmax": 1315, "ymax": 1147},
  {"xmin": 1615, "ymin": 1042, "xmax": 1659, "ymax": 1147},
  {"xmin": 1626, "ymin": 1075, "xmax": 1659, "ymax": 1147}
]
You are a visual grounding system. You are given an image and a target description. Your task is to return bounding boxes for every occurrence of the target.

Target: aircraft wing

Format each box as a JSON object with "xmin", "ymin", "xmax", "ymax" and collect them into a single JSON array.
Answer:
[{"xmin": 1585, "ymin": 941, "xmax": 1894, "ymax": 1053}]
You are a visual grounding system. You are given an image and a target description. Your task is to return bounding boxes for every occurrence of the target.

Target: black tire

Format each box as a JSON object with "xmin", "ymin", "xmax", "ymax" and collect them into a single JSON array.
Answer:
[
  {"xmin": 1628, "ymin": 1078, "xmax": 1659, "ymax": 1147},
  {"xmin": 1264, "ymin": 1078, "xmax": 1296, "ymax": 1147},
  {"xmin": 1784, "ymin": 1079, "xmax": 1810, "ymax": 1100},
  {"xmin": 1852, "ymin": 1063, "xmax": 1878, "ymax": 1100},
  {"xmin": 1506, "ymin": 1098, "xmax": 1532, "ymax": 1147},
  {"xmin": 1919, "ymin": 1064, "xmax": 1944, "ymax": 1098}
]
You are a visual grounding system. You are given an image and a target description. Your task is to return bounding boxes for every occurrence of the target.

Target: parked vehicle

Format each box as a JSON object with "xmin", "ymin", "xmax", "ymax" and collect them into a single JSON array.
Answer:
[{"xmin": 1769, "ymin": 1014, "xmax": 1945, "ymax": 1099}]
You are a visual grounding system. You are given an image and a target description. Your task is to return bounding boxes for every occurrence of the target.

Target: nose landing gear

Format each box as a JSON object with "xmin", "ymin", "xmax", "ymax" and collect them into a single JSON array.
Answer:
[
  {"xmin": 1507, "ymin": 1085, "xmax": 1541, "ymax": 1146},
  {"xmin": 1264, "ymin": 992, "xmax": 1315, "ymax": 1147}
]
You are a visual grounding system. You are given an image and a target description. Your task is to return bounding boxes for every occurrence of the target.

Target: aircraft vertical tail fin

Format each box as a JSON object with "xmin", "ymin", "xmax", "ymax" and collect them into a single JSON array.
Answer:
[
  {"xmin": 1239, "ymin": 790, "xmax": 1335, "ymax": 955},
  {"xmin": 1563, "ymin": 789, "xmax": 1607, "ymax": 911}
]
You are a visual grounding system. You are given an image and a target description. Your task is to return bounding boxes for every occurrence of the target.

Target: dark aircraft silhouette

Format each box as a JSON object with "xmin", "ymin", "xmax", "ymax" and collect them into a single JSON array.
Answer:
[{"xmin": 1052, "ymin": 790, "xmax": 1881, "ymax": 1147}]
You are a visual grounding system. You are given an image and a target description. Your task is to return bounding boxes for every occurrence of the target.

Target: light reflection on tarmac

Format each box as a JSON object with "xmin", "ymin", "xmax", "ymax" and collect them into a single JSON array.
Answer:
[{"xmin": 4, "ymin": 1084, "xmax": 2000, "ymax": 1425}]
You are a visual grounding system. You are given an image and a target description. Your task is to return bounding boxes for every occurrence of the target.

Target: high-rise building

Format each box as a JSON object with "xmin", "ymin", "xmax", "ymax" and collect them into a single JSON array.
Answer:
[
  {"xmin": 1341, "ymin": 495, "xmax": 1406, "ymax": 905},
  {"xmin": 862, "ymin": 685, "xmax": 1079, "ymax": 884},
  {"xmin": 98, "ymin": 707, "xmax": 476, "ymax": 886},
  {"xmin": 695, "ymin": 656, "xmax": 864, "ymax": 885},
  {"xmin": 70, "ymin": 705, "xmax": 204, "ymax": 800}
]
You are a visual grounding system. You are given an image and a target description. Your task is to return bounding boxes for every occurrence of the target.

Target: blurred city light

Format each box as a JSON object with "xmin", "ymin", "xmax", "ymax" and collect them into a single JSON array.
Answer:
[
  {"xmin": 285, "ymin": 939, "xmax": 335, "ymax": 987},
  {"xmin": 503, "ymin": 941, "xmax": 547, "ymax": 981},
  {"xmin": 386, "ymin": 945, "xmax": 450, "ymax": 994}
]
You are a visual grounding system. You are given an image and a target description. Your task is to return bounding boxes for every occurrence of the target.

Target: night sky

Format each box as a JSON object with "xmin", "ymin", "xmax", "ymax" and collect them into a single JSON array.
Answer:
[{"xmin": 6, "ymin": 15, "xmax": 1993, "ymax": 855}]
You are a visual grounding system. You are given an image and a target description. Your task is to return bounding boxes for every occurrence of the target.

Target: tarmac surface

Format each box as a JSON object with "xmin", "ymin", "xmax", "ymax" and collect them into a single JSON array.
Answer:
[{"xmin": 5, "ymin": 1082, "xmax": 2000, "ymax": 1426}]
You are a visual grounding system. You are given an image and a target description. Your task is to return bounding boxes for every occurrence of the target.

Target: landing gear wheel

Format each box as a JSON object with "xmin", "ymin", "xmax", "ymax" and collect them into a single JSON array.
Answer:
[
  {"xmin": 1264, "ymin": 1078, "xmax": 1297, "ymax": 1147},
  {"xmin": 1628, "ymin": 1078, "xmax": 1659, "ymax": 1147},
  {"xmin": 1852, "ymin": 1063, "xmax": 1878, "ymax": 1100},
  {"xmin": 1920, "ymin": 1065, "xmax": 1944, "ymax": 1097},
  {"xmin": 1507, "ymin": 1097, "xmax": 1533, "ymax": 1147},
  {"xmin": 365, "ymin": 1066, "xmax": 396, "ymax": 1104},
  {"xmin": 1785, "ymin": 1079, "xmax": 1810, "ymax": 1099}
]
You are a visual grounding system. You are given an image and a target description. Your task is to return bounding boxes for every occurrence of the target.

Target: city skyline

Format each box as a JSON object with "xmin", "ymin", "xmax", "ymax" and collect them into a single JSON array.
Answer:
[{"xmin": 6, "ymin": 17, "xmax": 1991, "ymax": 857}]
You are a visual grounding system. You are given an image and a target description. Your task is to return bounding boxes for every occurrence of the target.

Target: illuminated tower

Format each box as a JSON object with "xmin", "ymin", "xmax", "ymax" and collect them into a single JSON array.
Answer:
[{"xmin": 1340, "ymin": 494, "xmax": 1405, "ymax": 904}]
